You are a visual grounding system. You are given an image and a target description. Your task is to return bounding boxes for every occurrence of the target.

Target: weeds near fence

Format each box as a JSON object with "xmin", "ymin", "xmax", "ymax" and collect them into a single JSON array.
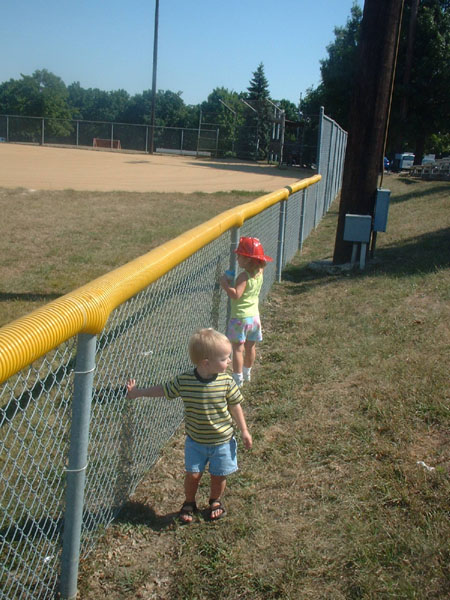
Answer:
[{"xmin": 76, "ymin": 176, "xmax": 449, "ymax": 599}]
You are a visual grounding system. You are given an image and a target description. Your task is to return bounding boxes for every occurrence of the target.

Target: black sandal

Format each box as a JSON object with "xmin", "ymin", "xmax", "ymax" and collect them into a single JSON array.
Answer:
[
  {"xmin": 208, "ymin": 498, "xmax": 226, "ymax": 521},
  {"xmin": 179, "ymin": 501, "xmax": 198, "ymax": 524}
]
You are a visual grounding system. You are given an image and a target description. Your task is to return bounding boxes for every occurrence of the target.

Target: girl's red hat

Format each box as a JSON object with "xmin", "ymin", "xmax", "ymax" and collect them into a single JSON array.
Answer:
[{"xmin": 235, "ymin": 237, "xmax": 273, "ymax": 262}]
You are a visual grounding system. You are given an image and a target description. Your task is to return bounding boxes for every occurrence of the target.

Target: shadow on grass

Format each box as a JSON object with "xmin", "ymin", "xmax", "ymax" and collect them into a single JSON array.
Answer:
[
  {"xmin": 187, "ymin": 159, "xmax": 312, "ymax": 180},
  {"xmin": 115, "ymin": 500, "xmax": 215, "ymax": 531},
  {"xmin": 388, "ymin": 181, "xmax": 450, "ymax": 204},
  {"xmin": 115, "ymin": 500, "xmax": 178, "ymax": 532},
  {"xmin": 0, "ymin": 292, "xmax": 61, "ymax": 303},
  {"xmin": 282, "ymin": 226, "xmax": 450, "ymax": 293}
]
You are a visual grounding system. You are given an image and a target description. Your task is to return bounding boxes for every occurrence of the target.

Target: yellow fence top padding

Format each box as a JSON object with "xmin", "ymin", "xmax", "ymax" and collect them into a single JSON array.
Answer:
[{"xmin": 0, "ymin": 175, "xmax": 321, "ymax": 383}]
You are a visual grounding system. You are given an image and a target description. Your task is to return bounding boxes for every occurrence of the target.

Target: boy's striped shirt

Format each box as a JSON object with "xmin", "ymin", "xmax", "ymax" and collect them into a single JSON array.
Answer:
[{"xmin": 162, "ymin": 370, "xmax": 243, "ymax": 445}]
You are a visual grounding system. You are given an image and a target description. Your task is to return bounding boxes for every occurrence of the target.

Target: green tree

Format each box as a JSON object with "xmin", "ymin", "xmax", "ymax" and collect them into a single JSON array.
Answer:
[
  {"xmin": 0, "ymin": 69, "xmax": 73, "ymax": 138},
  {"xmin": 301, "ymin": 0, "xmax": 450, "ymax": 161},
  {"xmin": 300, "ymin": 3, "xmax": 363, "ymax": 129},
  {"xmin": 244, "ymin": 63, "xmax": 272, "ymax": 159},
  {"xmin": 388, "ymin": 0, "xmax": 450, "ymax": 159},
  {"xmin": 67, "ymin": 84, "xmax": 130, "ymax": 122},
  {"xmin": 0, "ymin": 69, "xmax": 71, "ymax": 118},
  {"xmin": 153, "ymin": 90, "xmax": 188, "ymax": 127},
  {"xmin": 200, "ymin": 88, "xmax": 243, "ymax": 155}
]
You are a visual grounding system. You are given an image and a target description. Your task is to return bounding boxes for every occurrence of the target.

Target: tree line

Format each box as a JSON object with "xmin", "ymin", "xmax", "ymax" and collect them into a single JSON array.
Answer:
[
  {"xmin": 1, "ymin": 0, "xmax": 448, "ymax": 161},
  {"xmin": 0, "ymin": 62, "xmax": 299, "ymax": 160},
  {"xmin": 301, "ymin": 0, "xmax": 450, "ymax": 161}
]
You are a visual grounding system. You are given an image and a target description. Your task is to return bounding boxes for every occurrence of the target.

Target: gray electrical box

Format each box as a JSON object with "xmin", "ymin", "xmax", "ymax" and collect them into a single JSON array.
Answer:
[
  {"xmin": 343, "ymin": 214, "xmax": 372, "ymax": 243},
  {"xmin": 373, "ymin": 188, "xmax": 390, "ymax": 232}
]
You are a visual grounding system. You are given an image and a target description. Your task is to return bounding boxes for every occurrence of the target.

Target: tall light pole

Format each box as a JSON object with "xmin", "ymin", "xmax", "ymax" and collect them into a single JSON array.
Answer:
[{"xmin": 149, "ymin": 0, "xmax": 159, "ymax": 154}]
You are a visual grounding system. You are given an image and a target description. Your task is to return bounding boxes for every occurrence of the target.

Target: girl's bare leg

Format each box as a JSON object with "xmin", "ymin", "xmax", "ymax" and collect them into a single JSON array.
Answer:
[
  {"xmin": 232, "ymin": 341, "xmax": 244, "ymax": 374},
  {"xmin": 243, "ymin": 340, "xmax": 256, "ymax": 368}
]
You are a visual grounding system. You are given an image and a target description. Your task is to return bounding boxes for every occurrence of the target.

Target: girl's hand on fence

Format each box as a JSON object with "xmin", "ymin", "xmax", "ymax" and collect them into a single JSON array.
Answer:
[
  {"xmin": 219, "ymin": 274, "xmax": 230, "ymax": 289},
  {"xmin": 126, "ymin": 378, "xmax": 138, "ymax": 399}
]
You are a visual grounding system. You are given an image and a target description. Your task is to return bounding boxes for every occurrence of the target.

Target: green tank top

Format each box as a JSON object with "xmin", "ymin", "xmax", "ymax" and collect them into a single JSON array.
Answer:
[{"xmin": 230, "ymin": 272, "xmax": 263, "ymax": 318}]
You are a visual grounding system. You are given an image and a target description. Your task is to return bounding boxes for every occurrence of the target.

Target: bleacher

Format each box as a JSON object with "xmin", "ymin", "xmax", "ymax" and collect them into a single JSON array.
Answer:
[{"xmin": 409, "ymin": 157, "xmax": 450, "ymax": 180}]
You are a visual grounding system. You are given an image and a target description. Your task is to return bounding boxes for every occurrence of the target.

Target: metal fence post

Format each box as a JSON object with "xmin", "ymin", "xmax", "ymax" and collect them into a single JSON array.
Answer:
[
  {"xmin": 6, "ymin": 115, "xmax": 9, "ymax": 142},
  {"xmin": 226, "ymin": 228, "xmax": 240, "ymax": 325},
  {"xmin": 299, "ymin": 188, "xmax": 307, "ymax": 250},
  {"xmin": 276, "ymin": 200, "xmax": 287, "ymax": 282},
  {"xmin": 41, "ymin": 118, "xmax": 45, "ymax": 146},
  {"xmin": 59, "ymin": 333, "xmax": 97, "ymax": 600},
  {"xmin": 76, "ymin": 121, "xmax": 79, "ymax": 147},
  {"xmin": 323, "ymin": 122, "xmax": 334, "ymax": 215},
  {"xmin": 314, "ymin": 107, "xmax": 325, "ymax": 228}
]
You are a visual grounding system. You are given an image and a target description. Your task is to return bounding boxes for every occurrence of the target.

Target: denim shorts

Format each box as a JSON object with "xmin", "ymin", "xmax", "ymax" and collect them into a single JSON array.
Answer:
[
  {"xmin": 184, "ymin": 435, "xmax": 238, "ymax": 476},
  {"xmin": 227, "ymin": 316, "xmax": 262, "ymax": 344}
]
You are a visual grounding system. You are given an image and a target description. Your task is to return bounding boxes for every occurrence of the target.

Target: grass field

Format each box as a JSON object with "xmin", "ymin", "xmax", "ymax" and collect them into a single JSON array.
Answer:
[
  {"xmin": 70, "ymin": 175, "xmax": 449, "ymax": 599},
  {"xmin": 0, "ymin": 187, "xmax": 266, "ymax": 327}
]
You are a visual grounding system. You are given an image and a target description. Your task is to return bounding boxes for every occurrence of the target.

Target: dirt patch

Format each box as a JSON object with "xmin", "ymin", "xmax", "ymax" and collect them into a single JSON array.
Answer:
[{"xmin": 0, "ymin": 144, "xmax": 310, "ymax": 193}]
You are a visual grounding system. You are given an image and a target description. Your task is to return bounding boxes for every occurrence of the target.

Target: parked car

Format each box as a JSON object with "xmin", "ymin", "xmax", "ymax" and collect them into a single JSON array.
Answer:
[{"xmin": 393, "ymin": 152, "xmax": 415, "ymax": 171}]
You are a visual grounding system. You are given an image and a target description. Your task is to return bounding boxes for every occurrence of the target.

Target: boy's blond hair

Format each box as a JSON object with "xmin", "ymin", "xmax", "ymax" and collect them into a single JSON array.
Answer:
[{"xmin": 188, "ymin": 328, "xmax": 230, "ymax": 365}]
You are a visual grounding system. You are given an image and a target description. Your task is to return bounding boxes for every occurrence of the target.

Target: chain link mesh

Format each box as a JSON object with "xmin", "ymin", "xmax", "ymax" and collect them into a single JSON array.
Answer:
[
  {"xmin": 1, "ymin": 340, "xmax": 76, "ymax": 599},
  {"xmin": 1, "ymin": 112, "xmax": 346, "ymax": 599}
]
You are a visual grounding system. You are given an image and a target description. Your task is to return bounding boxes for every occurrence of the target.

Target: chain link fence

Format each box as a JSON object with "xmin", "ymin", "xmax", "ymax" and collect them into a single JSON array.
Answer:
[
  {"xmin": 0, "ymin": 110, "xmax": 346, "ymax": 600},
  {"xmin": 0, "ymin": 114, "xmax": 322, "ymax": 162}
]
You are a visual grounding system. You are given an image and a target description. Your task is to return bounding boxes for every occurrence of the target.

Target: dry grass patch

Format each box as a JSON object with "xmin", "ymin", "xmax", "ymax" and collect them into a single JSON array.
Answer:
[
  {"xmin": 80, "ymin": 177, "xmax": 450, "ymax": 600},
  {"xmin": 0, "ymin": 187, "xmax": 264, "ymax": 326},
  {"xmin": 76, "ymin": 176, "xmax": 449, "ymax": 599}
]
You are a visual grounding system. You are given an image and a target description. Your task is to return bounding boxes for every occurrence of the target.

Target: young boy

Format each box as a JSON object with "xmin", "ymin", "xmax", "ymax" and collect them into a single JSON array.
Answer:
[{"xmin": 126, "ymin": 328, "xmax": 252, "ymax": 523}]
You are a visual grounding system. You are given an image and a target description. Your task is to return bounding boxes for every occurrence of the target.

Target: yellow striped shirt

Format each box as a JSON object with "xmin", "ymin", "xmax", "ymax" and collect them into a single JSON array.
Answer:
[{"xmin": 162, "ymin": 370, "xmax": 243, "ymax": 445}]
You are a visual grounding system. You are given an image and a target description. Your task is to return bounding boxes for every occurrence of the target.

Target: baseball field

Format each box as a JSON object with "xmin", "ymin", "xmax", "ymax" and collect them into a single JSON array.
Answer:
[
  {"xmin": 0, "ymin": 143, "xmax": 309, "ymax": 193},
  {"xmin": 1, "ymin": 141, "xmax": 448, "ymax": 598},
  {"xmin": 0, "ymin": 143, "xmax": 311, "ymax": 327}
]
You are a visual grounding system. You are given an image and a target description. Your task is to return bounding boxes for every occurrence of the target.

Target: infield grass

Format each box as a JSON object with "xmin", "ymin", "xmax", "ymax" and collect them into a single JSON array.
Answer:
[{"xmin": 75, "ymin": 176, "xmax": 449, "ymax": 599}]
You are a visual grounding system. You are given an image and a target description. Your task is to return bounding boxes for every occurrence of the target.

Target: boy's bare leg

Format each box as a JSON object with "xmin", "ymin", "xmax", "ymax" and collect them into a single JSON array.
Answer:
[
  {"xmin": 210, "ymin": 475, "xmax": 227, "ymax": 519},
  {"xmin": 243, "ymin": 340, "xmax": 256, "ymax": 368},
  {"xmin": 181, "ymin": 471, "xmax": 202, "ymax": 522}
]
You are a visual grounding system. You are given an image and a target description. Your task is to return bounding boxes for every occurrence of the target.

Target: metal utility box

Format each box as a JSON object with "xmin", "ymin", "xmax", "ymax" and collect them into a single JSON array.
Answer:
[
  {"xmin": 343, "ymin": 214, "xmax": 372, "ymax": 243},
  {"xmin": 373, "ymin": 188, "xmax": 390, "ymax": 232}
]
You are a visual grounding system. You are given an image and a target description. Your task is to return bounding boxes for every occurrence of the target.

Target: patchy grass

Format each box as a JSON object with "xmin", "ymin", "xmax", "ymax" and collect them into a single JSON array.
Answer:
[
  {"xmin": 77, "ymin": 176, "xmax": 449, "ymax": 599},
  {"xmin": 0, "ymin": 187, "xmax": 263, "ymax": 326}
]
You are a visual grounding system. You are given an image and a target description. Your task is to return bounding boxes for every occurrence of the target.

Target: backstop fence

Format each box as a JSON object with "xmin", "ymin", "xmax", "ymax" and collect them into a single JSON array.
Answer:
[
  {"xmin": 0, "ymin": 112, "xmax": 323, "ymax": 163},
  {"xmin": 0, "ymin": 111, "xmax": 346, "ymax": 600}
]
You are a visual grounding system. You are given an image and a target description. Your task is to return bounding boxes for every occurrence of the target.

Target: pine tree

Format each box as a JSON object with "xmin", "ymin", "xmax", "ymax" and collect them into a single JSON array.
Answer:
[{"xmin": 244, "ymin": 63, "xmax": 272, "ymax": 159}]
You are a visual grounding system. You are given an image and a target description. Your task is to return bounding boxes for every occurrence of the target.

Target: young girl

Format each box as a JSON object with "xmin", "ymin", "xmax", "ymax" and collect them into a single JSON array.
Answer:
[{"xmin": 220, "ymin": 236, "xmax": 272, "ymax": 387}]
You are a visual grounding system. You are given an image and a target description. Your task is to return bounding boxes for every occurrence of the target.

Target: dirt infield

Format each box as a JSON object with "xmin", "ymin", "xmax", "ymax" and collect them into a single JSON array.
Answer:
[{"xmin": 0, "ymin": 143, "xmax": 311, "ymax": 193}]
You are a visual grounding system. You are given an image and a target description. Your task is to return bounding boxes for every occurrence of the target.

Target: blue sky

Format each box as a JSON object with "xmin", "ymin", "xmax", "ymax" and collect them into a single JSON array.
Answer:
[{"xmin": 1, "ymin": 0, "xmax": 361, "ymax": 107}]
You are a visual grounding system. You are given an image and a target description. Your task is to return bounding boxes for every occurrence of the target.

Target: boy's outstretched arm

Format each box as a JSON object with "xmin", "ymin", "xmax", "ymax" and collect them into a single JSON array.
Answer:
[
  {"xmin": 229, "ymin": 403, "xmax": 252, "ymax": 449},
  {"xmin": 126, "ymin": 378, "xmax": 164, "ymax": 399}
]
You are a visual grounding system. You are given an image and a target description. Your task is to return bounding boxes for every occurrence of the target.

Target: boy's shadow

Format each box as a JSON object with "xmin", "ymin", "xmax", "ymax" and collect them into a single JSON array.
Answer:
[
  {"xmin": 115, "ymin": 500, "xmax": 211, "ymax": 530},
  {"xmin": 116, "ymin": 500, "xmax": 177, "ymax": 531}
]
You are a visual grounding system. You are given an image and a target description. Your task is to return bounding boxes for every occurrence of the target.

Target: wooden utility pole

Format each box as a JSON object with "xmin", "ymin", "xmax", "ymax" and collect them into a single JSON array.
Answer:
[
  {"xmin": 149, "ymin": 0, "xmax": 159, "ymax": 155},
  {"xmin": 333, "ymin": 0, "xmax": 404, "ymax": 264}
]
